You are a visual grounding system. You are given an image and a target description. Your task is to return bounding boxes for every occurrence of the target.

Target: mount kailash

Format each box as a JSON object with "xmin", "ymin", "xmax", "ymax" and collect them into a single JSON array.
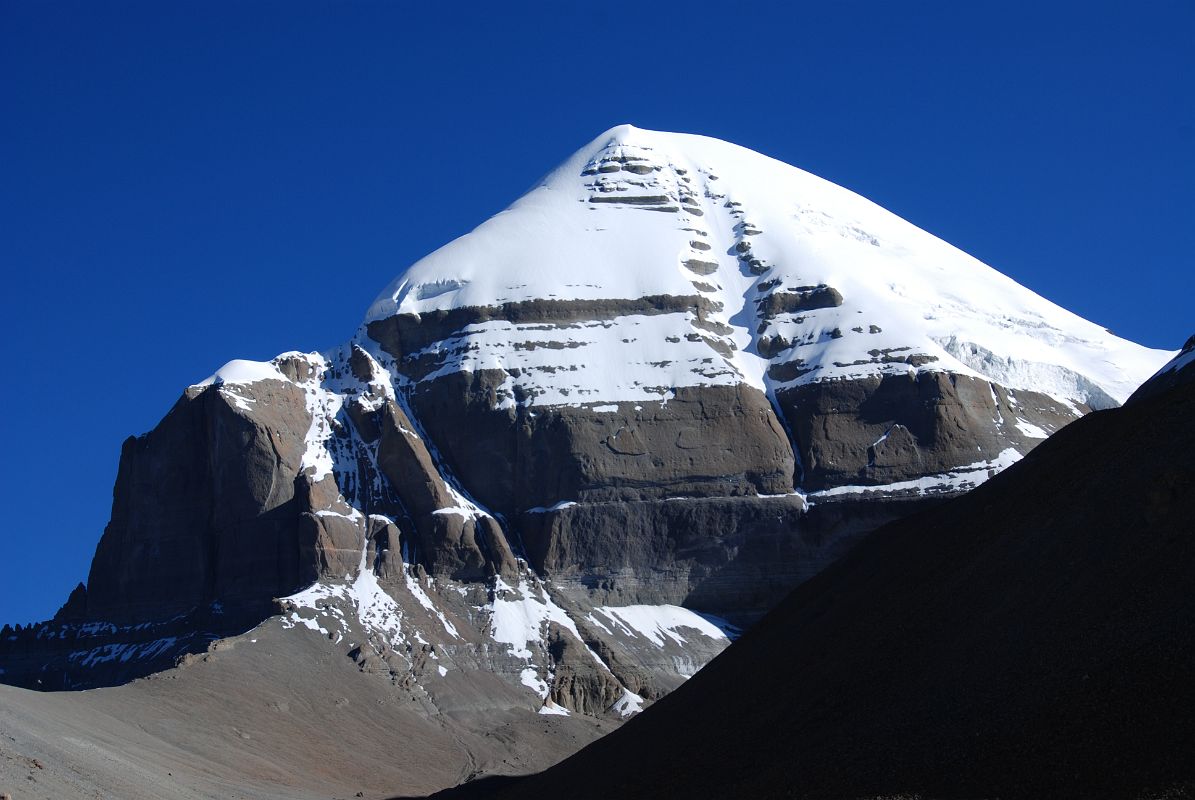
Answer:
[{"xmin": 0, "ymin": 126, "xmax": 1173, "ymax": 795}]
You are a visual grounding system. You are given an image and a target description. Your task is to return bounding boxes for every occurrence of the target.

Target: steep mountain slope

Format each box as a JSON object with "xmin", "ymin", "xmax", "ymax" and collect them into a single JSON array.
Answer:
[
  {"xmin": 1129, "ymin": 333, "xmax": 1195, "ymax": 403},
  {"xmin": 433, "ymin": 354, "xmax": 1195, "ymax": 800},
  {"xmin": 0, "ymin": 126, "xmax": 1171, "ymax": 771}
]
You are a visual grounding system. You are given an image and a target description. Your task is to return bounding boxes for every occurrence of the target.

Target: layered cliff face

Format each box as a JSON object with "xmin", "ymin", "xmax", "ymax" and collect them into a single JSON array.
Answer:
[
  {"xmin": 439, "ymin": 351, "xmax": 1195, "ymax": 800},
  {"xmin": 358, "ymin": 125, "xmax": 1165, "ymax": 618},
  {"xmin": 0, "ymin": 127, "xmax": 1171, "ymax": 725}
]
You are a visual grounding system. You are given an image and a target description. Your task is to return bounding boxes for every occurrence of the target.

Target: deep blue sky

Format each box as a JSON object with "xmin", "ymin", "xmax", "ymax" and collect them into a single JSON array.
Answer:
[{"xmin": 2, "ymin": 1, "xmax": 1191, "ymax": 624}]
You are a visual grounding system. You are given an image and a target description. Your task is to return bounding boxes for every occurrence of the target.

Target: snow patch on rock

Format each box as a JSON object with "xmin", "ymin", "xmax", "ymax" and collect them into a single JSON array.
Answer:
[
  {"xmin": 809, "ymin": 448, "xmax": 1024, "ymax": 500},
  {"xmin": 590, "ymin": 605, "xmax": 729, "ymax": 648},
  {"xmin": 192, "ymin": 359, "xmax": 285, "ymax": 388}
]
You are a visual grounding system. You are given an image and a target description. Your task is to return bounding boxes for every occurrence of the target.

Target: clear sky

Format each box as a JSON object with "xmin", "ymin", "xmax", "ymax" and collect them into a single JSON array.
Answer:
[{"xmin": 2, "ymin": 1, "xmax": 1191, "ymax": 625}]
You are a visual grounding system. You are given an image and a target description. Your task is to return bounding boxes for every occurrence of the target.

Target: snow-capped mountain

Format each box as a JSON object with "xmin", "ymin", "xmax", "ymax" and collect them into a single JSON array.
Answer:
[
  {"xmin": 0, "ymin": 126, "xmax": 1173, "ymax": 746},
  {"xmin": 365, "ymin": 125, "xmax": 1165, "ymax": 500},
  {"xmin": 369, "ymin": 124, "xmax": 1150, "ymax": 409}
]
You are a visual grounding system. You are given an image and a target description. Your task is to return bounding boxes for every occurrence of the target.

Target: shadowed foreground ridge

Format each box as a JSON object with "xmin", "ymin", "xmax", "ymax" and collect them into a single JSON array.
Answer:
[{"xmin": 415, "ymin": 370, "xmax": 1195, "ymax": 799}]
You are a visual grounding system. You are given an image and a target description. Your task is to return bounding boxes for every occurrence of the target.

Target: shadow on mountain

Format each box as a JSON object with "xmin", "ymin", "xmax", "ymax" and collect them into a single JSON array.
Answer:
[
  {"xmin": 0, "ymin": 601, "xmax": 274, "ymax": 690},
  {"xmin": 414, "ymin": 377, "xmax": 1195, "ymax": 799},
  {"xmin": 389, "ymin": 775, "xmax": 525, "ymax": 800}
]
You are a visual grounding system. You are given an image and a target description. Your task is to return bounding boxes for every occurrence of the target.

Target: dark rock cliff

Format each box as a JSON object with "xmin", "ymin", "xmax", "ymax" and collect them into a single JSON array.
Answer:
[{"xmin": 423, "ymin": 355, "xmax": 1195, "ymax": 800}]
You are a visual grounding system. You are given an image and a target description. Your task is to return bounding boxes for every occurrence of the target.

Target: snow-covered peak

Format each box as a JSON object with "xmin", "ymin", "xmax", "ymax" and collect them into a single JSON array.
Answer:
[
  {"xmin": 367, "ymin": 125, "xmax": 1172, "ymax": 408},
  {"xmin": 192, "ymin": 358, "xmax": 286, "ymax": 388}
]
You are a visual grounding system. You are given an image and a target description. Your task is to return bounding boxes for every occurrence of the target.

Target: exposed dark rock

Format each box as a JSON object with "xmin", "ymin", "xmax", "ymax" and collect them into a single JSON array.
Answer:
[
  {"xmin": 445, "ymin": 378, "xmax": 1195, "ymax": 800},
  {"xmin": 367, "ymin": 515, "xmax": 404, "ymax": 581},
  {"xmin": 375, "ymin": 399, "xmax": 516, "ymax": 581},
  {"xmin": 588, "ymin": 194, "xmax": 671, "ymax": 205},
  {"xmin": 85, "ymin": 378, "xmax": 317, "ymax": 624},
  {"xmin": 0, "ymin": 602, "xmax": 270, "ymax": 690},
  {"xmin": 546, "ymin": 623, "xmax": 623, "ymax": 715},
  {"xmin": 275, "ymin": 353, "xmax": 317, "ymax": 383},
  {"xmin": 522, "ymin": 495, "xmax": 797, "ymax": 615},
  {"xmin": 766, "ymin": 359, "xmax": 811, "ymax": 383},
  {"xmin": 409, "ymin": 381, "xmax": 794, "ymax": 514},
  {"xmin": 366, "ymin": 295, "xmax": 719, "ymax": 357},
  {"xmin": 52, "ymin": 583, "xmax": 88, "ymax": 623},
  {"xmin": 349, "ymin": 344, "xmax": 380, "ymax": 381},
  {"xmin": 517, "ymin": 491, "xmax": 942, "ymax": 624},
  {"xmin": 689, "ymin": 316, "xmax": 734, "ymax": 336},
  {"xmin": 297, "ymin": 510, "xmax": 361, "ymax": 579},
  {"xmin": 757, "ymin": 285, "xmax": 844, "ymax": 318},
  {"xmin": 779, "ymin": 372, "xmax": 1082, "ymax": 490},
  {"xmin": 757, "ymin": 334, "xmax": 794, "ymax": 358},
  {"xmin": 604, "ymin": 426, "xmax": 648, "ymax": 456},
  {"xmin": 344, "ymin": 395, "xmax": 382, "ymax": 442},
  {"xmin": 682, "ymin": 258, "xmax": 719, "ymax": 275}
]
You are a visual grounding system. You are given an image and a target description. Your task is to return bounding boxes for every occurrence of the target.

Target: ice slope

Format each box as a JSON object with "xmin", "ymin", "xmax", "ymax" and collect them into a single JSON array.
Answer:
[{"xmin": 366, "ymin": 124, "xmax": 1171, "ymax": 409}]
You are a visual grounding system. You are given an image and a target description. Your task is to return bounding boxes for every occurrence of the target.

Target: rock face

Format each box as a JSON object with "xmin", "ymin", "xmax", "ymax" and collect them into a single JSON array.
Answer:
[
  {"xmin": 779, "ymin": 372, "xmax": 1083, "ymax": 489},
  {"xmin": 403, "ymin": 382, "xmax": 794, "ymax": 511},
  {"xmin": 0, "ymin": 126, "xmax": 1172, "ymax": 737},
  {"xmin": 86, "ymin": 376, "xmax": 319, "ymax": 623},
  {"xmin": 448, "ymin": 363, "xmax": 1195, "ymax": 800}
]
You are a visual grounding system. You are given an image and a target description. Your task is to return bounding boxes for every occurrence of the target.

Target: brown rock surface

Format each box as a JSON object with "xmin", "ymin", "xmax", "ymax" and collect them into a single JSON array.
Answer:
[
  {"xmin": 85, "ymin": 378, "xmax": 317, "ymax": 623},
  {"xmin": 780, "ymin": 372, "xmax": 1082, "ymax": 489}
]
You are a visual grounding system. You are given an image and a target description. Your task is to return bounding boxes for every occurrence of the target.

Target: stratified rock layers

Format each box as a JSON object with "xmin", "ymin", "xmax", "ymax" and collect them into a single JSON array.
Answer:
[{"xmin": 779, "ymin": 372, "xmax": 1082, "ymax": 490}]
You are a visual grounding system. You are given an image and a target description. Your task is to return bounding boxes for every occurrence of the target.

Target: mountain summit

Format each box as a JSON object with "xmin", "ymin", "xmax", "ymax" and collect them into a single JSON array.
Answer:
[
  {"xmin": 370, "ymin": 124, "xmax": 1154, "ymax": 408},
  {"xmin": 0, "ymin": 127, "xmax": 1174, "ymax": 795}
]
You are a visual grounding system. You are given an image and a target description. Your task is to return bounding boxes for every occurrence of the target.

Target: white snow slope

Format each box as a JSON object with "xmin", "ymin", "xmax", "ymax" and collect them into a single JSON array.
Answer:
[{"xmin": 366, "ymin": 124, "xmax": 1172, "ymax": 410}]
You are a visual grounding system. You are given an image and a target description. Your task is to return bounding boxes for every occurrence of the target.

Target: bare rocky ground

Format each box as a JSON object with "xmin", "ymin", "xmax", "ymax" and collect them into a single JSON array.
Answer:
[{"xmin": 0, "ymin": 619, "xmax": 615, "ymax": 800}]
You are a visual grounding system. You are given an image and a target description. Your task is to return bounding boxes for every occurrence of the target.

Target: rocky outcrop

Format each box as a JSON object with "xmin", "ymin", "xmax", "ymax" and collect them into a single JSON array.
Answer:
[
  {"xmin": 374, "ymin": 397, "xmax": 516, "ymax": 581},
  {"xmin": 85, "ymin": 377, "xmax": 317, "ymax": 623},
  {"xmin": 366, "ymin": 295, "xmax": 719, "ymax": 364},
  {"xmin": 545, "ymin": 623, "xmax": 624, "ymax": 715},
  {"xmin": 779, "ymin": 372, "xmax": 1083, "ymax": 490},
  {"xmin": 406, "ymin": 381, "xmax": 794, "ymax": 513},
  {"xmin": 520, "ymin": 495, "xmax": 809, "ymax": 611}
]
